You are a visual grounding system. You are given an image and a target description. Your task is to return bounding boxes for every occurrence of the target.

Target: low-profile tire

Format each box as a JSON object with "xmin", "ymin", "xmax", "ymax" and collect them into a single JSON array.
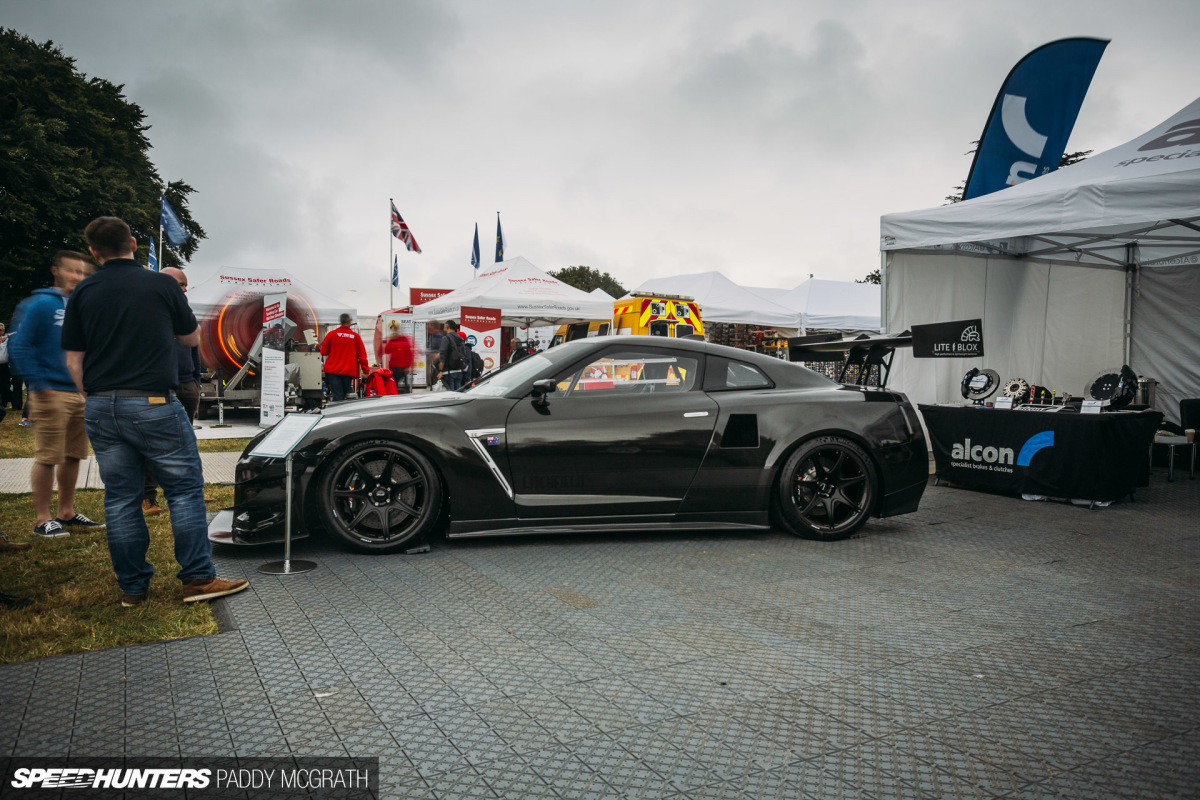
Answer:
[
  {"xmin": 317, "ymin": 438, "xmax": 443, "ymax": 554},
  {"xmin": 775, "ymin": 435, "xmax": 878, "ymax": 541}
]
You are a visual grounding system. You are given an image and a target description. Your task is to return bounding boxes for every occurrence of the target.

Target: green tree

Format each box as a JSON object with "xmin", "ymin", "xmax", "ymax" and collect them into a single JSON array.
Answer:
[
  {"xmin": 547, "ymin": 265, "xmax": 627, "ymax": 298},
  {"xmin": 0, "ymin": 28, "xmax": 205, "ymax": 322},
  {"xmin": 856, "ymin": 269, "xmax": 880, "ymax": 285}
]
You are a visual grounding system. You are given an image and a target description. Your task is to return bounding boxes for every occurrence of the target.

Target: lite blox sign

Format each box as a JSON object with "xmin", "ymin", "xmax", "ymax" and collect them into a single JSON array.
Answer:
[{"xmin": 911, "ymin": 319, "xmax": 984, "ymax": 358}]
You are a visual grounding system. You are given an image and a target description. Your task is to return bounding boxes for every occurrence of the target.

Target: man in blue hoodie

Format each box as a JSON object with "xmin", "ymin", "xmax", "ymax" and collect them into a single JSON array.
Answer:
[{"xmin": 9, "ymin": 251, "xmax": 106, "ymax": 537}]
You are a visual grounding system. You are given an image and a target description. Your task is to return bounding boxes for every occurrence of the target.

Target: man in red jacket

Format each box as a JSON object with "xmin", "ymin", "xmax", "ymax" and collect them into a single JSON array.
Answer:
[{"xmin": 320, "ymin": 314, "xmax": 368, "ymax": 402}]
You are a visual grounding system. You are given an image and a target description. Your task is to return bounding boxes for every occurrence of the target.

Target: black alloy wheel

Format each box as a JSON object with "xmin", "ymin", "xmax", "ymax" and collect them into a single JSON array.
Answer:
[
  {"xmin": 318, "ymin": 439, "xmax": 442, "ymax": 553},
  {"xmin": 776, "ymin": 436, "xmax": 877, "ymax": 541}
]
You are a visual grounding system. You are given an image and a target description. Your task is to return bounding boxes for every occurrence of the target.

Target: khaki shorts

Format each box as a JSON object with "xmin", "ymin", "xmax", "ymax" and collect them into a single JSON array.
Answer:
[{"xmin": 32, "ymin": 390, "xmax": 88, "ymax": 465}]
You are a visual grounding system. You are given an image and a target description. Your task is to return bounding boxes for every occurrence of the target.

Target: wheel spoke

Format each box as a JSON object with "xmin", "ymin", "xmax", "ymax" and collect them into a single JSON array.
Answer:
[
  {"xmin": 821, "ymin": 496, "xmax": 840, "ymax": 522},
  {"xmin": 827, "ymin": 451, "xmax": 846, "ymax": 477},
  {"xmin": 373, "ymin": 506, "xmax": 390, "ymax": 536},
  {"xmin": 348, "ymin": 503, "xmax": 373, "ymax": 529},
  {"xmin": 391, "ymin": 499, "xmax": 420, "ymax": 518},
  {"xmin": 839, "ymin": 474, "xmax": 866, "ymax": 488},
  {"xmin": 334, "ymin": 488, "xmax": 370, "ymax": 499},
  {"xmin": 381, "ymin": 451, "xmax": 397, "ymax": 483},
  {"xmin": 392, "ymin": 475, "xmax": 423, "ymax": 491},
  {"xmin": 832, "ymin": 488, "xmax": 863, "ymax": 513},
  {"xmin": 350, "ymin": 457, "xmax": 376, "ymax": 486},
  {"xmin": 797, "ymin": 493, "xmax": 821, "ymax": 515}
]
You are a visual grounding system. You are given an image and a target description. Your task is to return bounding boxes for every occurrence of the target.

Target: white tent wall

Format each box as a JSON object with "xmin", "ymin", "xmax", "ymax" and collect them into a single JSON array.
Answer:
[
  {"xmin": 1130, "ymin": 264, "xmax": 1200, "ymax": 424},
  {"xmin": 884, "ymin": 250, "xmax": 1125, "ymax": 406}
]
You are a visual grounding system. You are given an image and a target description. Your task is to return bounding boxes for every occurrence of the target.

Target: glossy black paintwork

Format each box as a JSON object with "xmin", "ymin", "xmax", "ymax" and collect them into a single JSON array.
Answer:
[{"xmin": 222, "ymin": 336, "xmax": 928, "ymax": 545}]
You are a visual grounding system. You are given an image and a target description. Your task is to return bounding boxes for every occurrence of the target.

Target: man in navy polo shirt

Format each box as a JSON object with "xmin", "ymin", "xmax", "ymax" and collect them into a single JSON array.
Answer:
[{"xmin": 62, "ymin": 216, "xmax": 249, "ymax": 608}]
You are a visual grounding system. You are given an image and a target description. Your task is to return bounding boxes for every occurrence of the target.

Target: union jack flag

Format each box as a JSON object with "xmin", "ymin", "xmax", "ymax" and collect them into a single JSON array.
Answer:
[{"xmin": 391, "ymin": 202, "xmax": 422, "ymax": 253}]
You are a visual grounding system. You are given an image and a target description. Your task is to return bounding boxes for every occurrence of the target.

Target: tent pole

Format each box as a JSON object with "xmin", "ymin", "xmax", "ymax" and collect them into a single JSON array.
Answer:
[
  {"xmin": 1124, "ymin": 243, "xmax": 1137, "ymax": 365},
  {"xmin": 878, "ymin": 251, "xmax": 887, "ymax": 335}
]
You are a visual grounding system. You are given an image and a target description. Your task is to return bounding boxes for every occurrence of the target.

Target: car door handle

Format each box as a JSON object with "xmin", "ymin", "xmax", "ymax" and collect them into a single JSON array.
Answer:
[{"xmin": 683, "ymin": 411, "xmax": 709, "ymax": 418}]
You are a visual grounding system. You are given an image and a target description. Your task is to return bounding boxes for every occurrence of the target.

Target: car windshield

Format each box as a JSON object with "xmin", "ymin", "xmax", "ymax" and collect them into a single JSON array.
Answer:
[{"xmin": 464, "ymin": 353, "xmax": 555, "ymax": 397}]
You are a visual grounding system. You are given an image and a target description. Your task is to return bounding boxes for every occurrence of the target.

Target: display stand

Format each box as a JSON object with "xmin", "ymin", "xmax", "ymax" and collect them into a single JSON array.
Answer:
[
  {"xmin": 249, "ymin": 413, "xmax": 324, "ymax": 576},
  {"xmin": 258, "ymin": 454, "xmax": 316, "ymax": 575}
]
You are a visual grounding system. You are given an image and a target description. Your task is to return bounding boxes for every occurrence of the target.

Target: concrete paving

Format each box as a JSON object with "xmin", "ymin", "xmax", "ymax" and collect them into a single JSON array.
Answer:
[{"xmin": 1, "ymin": 472, "xmax": 1196, "ymax": 799}]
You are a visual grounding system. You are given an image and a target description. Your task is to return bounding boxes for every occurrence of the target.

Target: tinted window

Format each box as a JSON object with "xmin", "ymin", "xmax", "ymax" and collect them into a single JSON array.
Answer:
[
  {"xmin": 674, "ymin": 323, "xmax": 694, "ymax": 338},
  {"xmin": 557, "ymin": 349, "xmax": 699, "ymax": 397},
  {"xmin": 703, "ymin": 356, "xmax": 773, "ymax": 391}
]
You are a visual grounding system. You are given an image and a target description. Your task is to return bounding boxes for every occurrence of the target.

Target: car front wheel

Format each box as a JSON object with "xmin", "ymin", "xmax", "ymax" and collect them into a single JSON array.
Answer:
[
  {"xmin": 776, "ymin": 436, "xmax": 877, "ymax": 541},
  {"xmin": 318, "ymin": 439, "xmax": 442, "ymax": 553}
]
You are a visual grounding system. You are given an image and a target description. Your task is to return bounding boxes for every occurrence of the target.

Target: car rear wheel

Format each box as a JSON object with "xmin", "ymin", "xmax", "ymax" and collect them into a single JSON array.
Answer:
[
  {"xmin": 318, "ymin": 439, "xmax": 442, "ymax": 553},
  {"xmin": 776, "ymin": 436, "xmax": 877, "ymax": 541}
]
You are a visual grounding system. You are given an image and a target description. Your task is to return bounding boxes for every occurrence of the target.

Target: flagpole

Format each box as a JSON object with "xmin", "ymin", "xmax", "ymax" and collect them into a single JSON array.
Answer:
[{"xmin": 389, "ymin": 197, "xmax": 394, "ymax": 309}]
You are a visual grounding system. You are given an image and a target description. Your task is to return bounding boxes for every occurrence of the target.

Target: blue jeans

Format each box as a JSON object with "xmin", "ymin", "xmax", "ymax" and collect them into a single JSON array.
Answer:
[
  {"xmin": 441, "ymin": 370, "xmax": 464, "ymax": 391},
  {"xmin": 84, "ymin": 395, "xmax": 215, "ymax": 595}
]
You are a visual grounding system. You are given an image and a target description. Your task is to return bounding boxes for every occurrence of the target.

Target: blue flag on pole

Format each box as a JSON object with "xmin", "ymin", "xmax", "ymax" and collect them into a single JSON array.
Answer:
[
  {"xmin": 148, "ymin": 238, "xmax": 159, "ymax": 272},
  {"xmin": 495, "ymin": 214, "xmax": 504, "ymax": 262},
  {"xmin": 391, "ymin": 255, "xmax": 399, "ymax": 288},
  {"xmin": 160, "ymin": 195, "xmax": 189, "ymax": 247},
  {"xmin": 471, "ymin": 224, "xmax": 481, "ymax": 272},
  {"xmin": 962, "ymin": 38, "xmax": 1108, "ymax": 200}
]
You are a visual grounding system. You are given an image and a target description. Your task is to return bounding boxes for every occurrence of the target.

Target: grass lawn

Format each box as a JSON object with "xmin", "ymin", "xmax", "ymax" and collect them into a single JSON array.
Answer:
[
  {"xmin": 0, "ymin": 483, "xmax": 236, "ymax": 664},
  {"xmin": 0, "ymin": 414, "xmax": 249, "ymax": 458}
]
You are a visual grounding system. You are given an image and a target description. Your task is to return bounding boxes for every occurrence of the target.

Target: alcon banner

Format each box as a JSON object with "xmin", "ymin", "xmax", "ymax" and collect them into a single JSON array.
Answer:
[
  {"xmin": 920, "ymin": 406, "xmax": 1159, "ymax": 501},
  {"xmin": 963, "ymin": 38, "xmax": 1108, "ymax": 200},
  {"xmin": 911, "ymin": 319, "xmax": 983, "ymax": 358}
]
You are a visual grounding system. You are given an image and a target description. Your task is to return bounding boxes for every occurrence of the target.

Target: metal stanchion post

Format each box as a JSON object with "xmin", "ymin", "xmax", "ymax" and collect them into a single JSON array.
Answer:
[{"xmin": 258, "ymin": 452, "xmax": 317, "ymax": 575}]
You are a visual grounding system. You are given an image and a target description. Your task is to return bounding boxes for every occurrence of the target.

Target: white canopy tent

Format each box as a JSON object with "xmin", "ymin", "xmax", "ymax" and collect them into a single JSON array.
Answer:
[
  {"xmin": 747, "ymin": 279, "xmax": 882, "ymax": 333},
  {"xmin": 409, "ymin": 256, "xmax": 613, "ymax": 326},
  {"xmin": 880, "ymin": 96, "xmax": 1200, "ymax": 423},
  {"xmin": 187, "ymin": 267, "xmax": 356, "ymax": 327},
  {"xmin": 633, "ymin": 271, "xmax": 802, "ymax": 331}
]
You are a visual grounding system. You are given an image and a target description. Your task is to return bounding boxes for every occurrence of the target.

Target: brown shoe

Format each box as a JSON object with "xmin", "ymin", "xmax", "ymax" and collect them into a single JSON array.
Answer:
[
  {"xmin": 142, "ymin": 498, "xmax": 164, "ymax": 516},
  {"xmin": 122, "ymin": 593, "xmax": 147, "ymax": 608},
  {"xmin": 182, "ymin": 577, "xmax": 249, "ymax": 603}
]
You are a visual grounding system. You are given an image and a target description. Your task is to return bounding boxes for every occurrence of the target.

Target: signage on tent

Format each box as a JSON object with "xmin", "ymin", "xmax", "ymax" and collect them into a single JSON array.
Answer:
[
  {"xmin": 410, "ymin": 288, "xmax": 452, "ymax": 306},
  {"xmin": 911, "ymin": 319, "xmax": 984, "ymax": 358},
  {"xmin": 460, "ymin": 306, "xmax": 501, "ymax": 378}
]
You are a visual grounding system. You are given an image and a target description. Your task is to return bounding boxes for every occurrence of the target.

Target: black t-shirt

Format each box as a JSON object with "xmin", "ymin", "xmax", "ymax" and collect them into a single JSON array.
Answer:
[{"xmin": 61, "ymin": 259, "xmax": 198, "ymax": 393}]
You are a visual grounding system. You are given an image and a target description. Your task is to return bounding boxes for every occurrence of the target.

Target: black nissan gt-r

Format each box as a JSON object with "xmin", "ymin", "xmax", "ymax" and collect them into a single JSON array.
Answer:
[{"xmin": 212, "ymin": 336, "xmax": 927, "ymax": 553}]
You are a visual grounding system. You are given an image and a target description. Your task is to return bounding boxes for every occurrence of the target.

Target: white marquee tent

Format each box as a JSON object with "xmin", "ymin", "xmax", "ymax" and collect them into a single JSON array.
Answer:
[
  {"xmin": 187, "ymin": 267, "xmax": 355, "ymax": 327},
  {"xmin": 409, "ymin": 257, "xmax": 613, "ymax": 327},
  {"xmin": 633, "ymin": 271, "xmax": 802, "ymax": 331},
  {"xmin": 747, "ymin": 279, "xmax": 882, "ymax": 333},
  {"xmin": 880, "ymin": 96, "xmax": 1200, "ymax": 423}
]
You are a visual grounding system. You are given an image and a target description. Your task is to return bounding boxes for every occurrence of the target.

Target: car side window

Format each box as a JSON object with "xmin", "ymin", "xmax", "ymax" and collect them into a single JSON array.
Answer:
[
  {"xmin": 703, "ymin": 356, "xmax": 773, "ymax": 391},
  {"xmin": 558, "ymin": 349, "xmax": 699, "ymax": 397}
]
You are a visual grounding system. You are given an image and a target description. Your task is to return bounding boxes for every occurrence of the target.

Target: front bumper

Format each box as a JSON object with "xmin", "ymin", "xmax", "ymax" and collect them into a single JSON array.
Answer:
[{"xmin": 207, "ymin": 455, "xmax": 306, "ymax": 546}]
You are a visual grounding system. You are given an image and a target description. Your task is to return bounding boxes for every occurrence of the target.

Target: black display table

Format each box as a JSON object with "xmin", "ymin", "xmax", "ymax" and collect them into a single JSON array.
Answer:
[{"xmin": 919, "ymin": 405, "xmax": 1163, "ymax": 502}]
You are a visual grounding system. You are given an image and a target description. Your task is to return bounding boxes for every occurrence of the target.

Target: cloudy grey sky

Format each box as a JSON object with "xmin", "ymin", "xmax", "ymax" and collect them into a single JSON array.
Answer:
[{"xmin": 4, "ymin": 1, "xmax": 1199, "ymax": 313}]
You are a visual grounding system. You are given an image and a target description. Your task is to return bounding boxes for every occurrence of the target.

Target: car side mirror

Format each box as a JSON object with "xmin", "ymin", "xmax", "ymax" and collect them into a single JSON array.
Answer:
[{"xmin": 530, "ymin": 379, "xmax": 557, "ymax": 400}]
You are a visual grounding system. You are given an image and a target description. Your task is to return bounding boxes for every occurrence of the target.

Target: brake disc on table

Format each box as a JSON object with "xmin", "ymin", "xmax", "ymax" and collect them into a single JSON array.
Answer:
[{"xmin": 1003, "ymin": 377, "xmax": 1030, "ymax": 404}]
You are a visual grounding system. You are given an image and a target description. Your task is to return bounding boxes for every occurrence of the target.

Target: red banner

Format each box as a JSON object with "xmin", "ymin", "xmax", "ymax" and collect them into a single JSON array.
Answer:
[
  {"xmin": 461, "ymin": 306, "xmax": 502, "ymax": 375},
  {"xmin": 410, "ymin": 288, "xmax": 453, "ymax": 305}
]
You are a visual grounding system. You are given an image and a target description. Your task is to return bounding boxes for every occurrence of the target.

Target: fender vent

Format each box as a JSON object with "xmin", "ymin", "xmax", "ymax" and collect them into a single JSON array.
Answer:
[{"xmin": 722, "ymin": 414, "xmax": 759, "ymax": 448}]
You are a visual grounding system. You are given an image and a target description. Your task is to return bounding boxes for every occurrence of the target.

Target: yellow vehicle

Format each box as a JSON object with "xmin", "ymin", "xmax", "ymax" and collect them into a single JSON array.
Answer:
[{"xmin": 551, "ymin": 293, "xmax": 704, "ymax": 345}]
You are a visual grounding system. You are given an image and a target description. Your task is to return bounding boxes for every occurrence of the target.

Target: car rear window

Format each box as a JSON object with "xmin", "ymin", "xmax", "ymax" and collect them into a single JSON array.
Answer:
[{"xmin": 703, "ymin": 356, "xmax": 773, "ymax": 392}]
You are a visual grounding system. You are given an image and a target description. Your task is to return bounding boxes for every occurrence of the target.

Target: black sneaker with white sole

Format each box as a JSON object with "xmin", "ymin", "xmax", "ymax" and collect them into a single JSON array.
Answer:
[
  {"xmin": 34, "ymin": 520, "xmax": 68, "ymax": 538},
  {"xmin": 55, "ymin": 513, "xmax": 106, "ymax": 530}
]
